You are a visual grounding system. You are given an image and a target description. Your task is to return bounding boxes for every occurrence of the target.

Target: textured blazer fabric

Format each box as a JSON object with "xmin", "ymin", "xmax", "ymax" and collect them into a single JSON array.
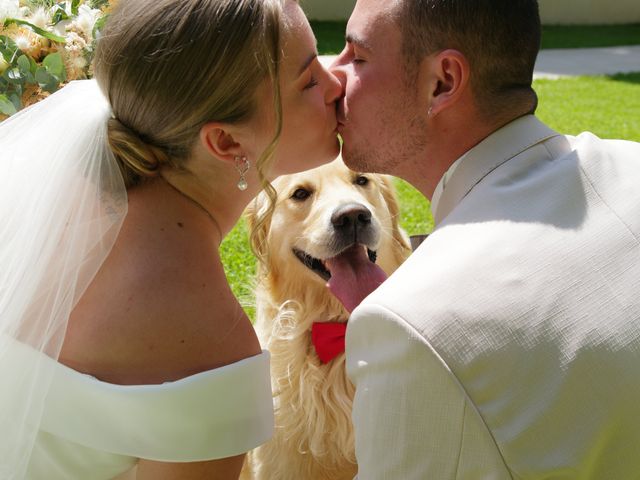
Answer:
[{"xmin": 347, "ymin": 115, "xmax": 640, "ymax": 480}]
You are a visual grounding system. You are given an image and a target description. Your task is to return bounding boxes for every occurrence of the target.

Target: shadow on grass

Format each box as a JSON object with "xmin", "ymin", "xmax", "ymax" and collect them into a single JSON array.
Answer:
[
  {"xmin": 542, "ymin": 24, "xmax": 640, "ymax": 49},
  {"xmin": 607, "ymin": 72, "xmax": 640, "ymax": 85}
]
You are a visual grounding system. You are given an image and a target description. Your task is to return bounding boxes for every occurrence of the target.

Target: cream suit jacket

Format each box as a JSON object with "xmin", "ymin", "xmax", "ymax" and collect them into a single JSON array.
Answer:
[{"xmin": 346, "ymin": 115, "xmax": 640, "ymax": 479}]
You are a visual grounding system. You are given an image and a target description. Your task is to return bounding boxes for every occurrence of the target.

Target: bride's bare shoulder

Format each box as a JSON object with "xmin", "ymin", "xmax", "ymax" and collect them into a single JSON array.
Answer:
[{"xmin": 59, "ymin": 189, "xmax": 260, "ymax": 385}]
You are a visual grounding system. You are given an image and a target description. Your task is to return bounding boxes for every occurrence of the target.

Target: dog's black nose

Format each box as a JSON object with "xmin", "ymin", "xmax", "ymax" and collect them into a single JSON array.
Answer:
[{"xmin": 331, "ymin": 203, "xmax": 372, "ymax": 229}]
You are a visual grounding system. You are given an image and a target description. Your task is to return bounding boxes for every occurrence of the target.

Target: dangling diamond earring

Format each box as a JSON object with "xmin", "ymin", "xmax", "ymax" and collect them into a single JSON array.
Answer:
[
  {"xmin": 427, "ymin": 106, "xmax": 433, "ymax": 118},
  {"xmin": 235, "ymin": 155, "xmax": 250, "ymax": 191}
]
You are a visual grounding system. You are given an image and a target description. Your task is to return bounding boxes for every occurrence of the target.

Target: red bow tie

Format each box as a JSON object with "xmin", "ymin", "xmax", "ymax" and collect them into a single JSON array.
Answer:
[{"xmin": 312, "ymin": 322, "xmax": 347, "ymax": 364}]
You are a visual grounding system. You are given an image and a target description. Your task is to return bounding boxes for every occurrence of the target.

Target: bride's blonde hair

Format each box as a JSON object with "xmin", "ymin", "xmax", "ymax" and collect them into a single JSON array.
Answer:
[{"xmin": 93, "ymin": 0, "xmax": 285, "ymax": 190}]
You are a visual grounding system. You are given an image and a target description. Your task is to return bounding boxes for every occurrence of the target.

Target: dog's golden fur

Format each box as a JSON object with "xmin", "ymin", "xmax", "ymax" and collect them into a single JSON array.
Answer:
[{"xmin": 243, "ymin": 158, "xmax": 411, "ymax": 479}]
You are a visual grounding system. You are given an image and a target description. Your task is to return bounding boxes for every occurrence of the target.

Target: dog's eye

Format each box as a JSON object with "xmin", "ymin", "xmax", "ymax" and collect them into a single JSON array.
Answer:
[
  {"xmin": 291, "ymin": 188, "xmax": 312, "ymax": 201},
  {"xmin": 355, "ymin": 176, "xmax": 369, "ymax": 186}
]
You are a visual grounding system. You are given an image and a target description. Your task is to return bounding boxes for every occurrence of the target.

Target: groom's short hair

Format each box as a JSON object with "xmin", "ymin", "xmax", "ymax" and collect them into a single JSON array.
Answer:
[{"xmin": 396, "ymin": 0, "xmax": 541, "ymax": 118}]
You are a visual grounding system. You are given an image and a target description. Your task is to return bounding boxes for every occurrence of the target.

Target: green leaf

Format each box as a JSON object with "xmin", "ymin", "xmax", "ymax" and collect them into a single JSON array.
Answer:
[
  {"xmin": 43, "ymin": 52, "xmax": 66, "ymax": 81},
  {"xmin": 35, "ymin": 66, "xmax": 60, "ymax": 92},
  {"xmin": 15, "ymin": 55, "xmax": 38, "ymax": 83},
  {"xmin": 42, "ymin": 81, "xmax": 60, "ymax": 93},
  {"xmin": 0, "ymin": 94, "xmax": 17, "ymax": 115},
  {"xmin": 25, "ymin": 55, "xmax": 37, "ymax": 82},
  {"xmin": 3, "ymin": 18, "xmax": 66, "ymax": 43},
  {"xmin": 35, "ymin": 66, "xmax": 50, "ymax": 83},
  {"xmin": 88, "ymin": 0, "xmax": 109, "ymax": 9},
  {"xmin": 5, "ymin": 67, "xmax": 25, "ymax": 84},
  {"xmin": 92, "ymin": 13, "xmax": 109, "ymax": 39},
  {"xmin": 28, "ymin": 55, "xmax": 37, "ymax": 74},
  {"xmin": 52, "ymin": 6, "xmax": 69, "ymax": 24},
  {"xmin": 0, "ymin": 35, "xmax": 19, "ymax": 63},
  {"xmin": 17, "ymin": 55, "xmax": 31, "ymax": 74},
  {"xmin": 24, "ymin": 70, "xmax": 36, "ymax": 84},
  {"xmin": 71, "ymin": 0, "xmax": 80, "ymax": 15},
  {"xmin": 8, "ymin": 91, "xmax": 21, "ymax": 109},
  {"xmin": 25, "ymin": 0, "xmax": 57, "ymax": 8}
]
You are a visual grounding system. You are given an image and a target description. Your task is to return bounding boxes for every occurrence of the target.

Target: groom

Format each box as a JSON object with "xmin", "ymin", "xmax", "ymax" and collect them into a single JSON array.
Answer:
[{"xmin": 327, "ymin": 0, "xmax": 640, "ymax": 478}]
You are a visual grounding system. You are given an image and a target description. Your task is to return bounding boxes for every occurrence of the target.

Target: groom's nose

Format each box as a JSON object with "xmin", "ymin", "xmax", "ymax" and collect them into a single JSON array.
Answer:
[
  {"xmin": 330, "ymin": 42, "xmax": 349, "ymax": 69},
  {"xmin": 331, "ymin": 43, "xmax": 346, "ymax": 65}
]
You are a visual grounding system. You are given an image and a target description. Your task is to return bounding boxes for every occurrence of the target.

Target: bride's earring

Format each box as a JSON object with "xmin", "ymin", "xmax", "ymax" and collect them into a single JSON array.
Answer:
[{"xmin": 235, "ymin": 155, "xmax": 250, "ymax": 191}]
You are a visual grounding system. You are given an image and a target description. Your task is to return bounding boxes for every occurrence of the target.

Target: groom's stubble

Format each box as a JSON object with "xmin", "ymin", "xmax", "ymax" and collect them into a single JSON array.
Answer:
[{"xmin": 341, "ymin": 77, "xmax": 429, "ymax": 179}]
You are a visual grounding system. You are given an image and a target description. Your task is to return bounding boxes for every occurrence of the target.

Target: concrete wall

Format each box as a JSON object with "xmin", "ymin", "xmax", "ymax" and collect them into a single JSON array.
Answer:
[
  {"xmin": 302, "ymin": 0, "xmax": 640, "ymax": 24},
  {"xmin": 538, "ymin": 0, "xmax": 640, "ymax": 25}
]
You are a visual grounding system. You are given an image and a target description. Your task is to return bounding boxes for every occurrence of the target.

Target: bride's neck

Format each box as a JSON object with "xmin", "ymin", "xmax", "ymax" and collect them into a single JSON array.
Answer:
[{"xmin": 158, "ymin": 162, "xmax": 262, "ymax": 243}]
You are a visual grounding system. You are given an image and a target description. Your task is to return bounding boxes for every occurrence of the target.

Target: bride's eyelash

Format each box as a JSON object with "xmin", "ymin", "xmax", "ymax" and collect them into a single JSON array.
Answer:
[{"xmin": 304, "ymin": 76, "xmax": 319, "ymax": 90}]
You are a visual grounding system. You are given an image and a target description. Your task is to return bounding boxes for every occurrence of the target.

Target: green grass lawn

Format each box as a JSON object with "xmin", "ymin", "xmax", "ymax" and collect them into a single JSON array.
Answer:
[
  {"xmin": 310, "ymin": 21, "xmax": 348, "ymax": 55},
  {"xmin": 535, "ymin": 73, "xmax": 640, "ymax": 140},
  {"xmin": 311, "ymin": 22, "xmax": 640, "ymax": 55},
  {"xmin": 221, "ymin": 72, "xmax": 640, "ymax": 320}
]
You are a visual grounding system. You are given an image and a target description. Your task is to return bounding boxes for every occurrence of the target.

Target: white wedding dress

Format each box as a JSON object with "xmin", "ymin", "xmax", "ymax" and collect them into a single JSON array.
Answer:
[
  {"xmin": 0, "ymin": 80, "xmax": 274, "ymax": 478},
  {"xmin": 4, "ymin": 335, "xmax": 273, "ymax": 479}
]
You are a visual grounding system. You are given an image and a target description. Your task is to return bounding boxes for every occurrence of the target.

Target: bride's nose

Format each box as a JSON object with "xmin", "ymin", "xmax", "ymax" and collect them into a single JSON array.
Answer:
[
  {"xmin": 328, "ymin": 49, "xmax": 348, "ymax": 92},
  {"xmin": 322, "ymin": 67, "xmax": 343, "ymax": 104}
]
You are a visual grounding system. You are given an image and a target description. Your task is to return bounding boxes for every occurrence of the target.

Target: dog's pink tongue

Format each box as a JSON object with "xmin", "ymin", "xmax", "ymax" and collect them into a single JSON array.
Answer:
[{"xmin": 326, "ymin": 245, "xmax": 387, "ymax": 313}]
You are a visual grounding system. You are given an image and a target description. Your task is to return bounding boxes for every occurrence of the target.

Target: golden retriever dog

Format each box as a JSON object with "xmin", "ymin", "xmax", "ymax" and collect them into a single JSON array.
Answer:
[{"xmin": 242, "ymin": 157, "xmax": 411, "ymax": 480}]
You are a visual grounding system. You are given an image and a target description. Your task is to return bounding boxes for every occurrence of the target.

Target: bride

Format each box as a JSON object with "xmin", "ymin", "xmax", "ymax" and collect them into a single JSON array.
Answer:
[{"xmin": 0, "ymin": 0, "xmax": 341, "ymax": 478}]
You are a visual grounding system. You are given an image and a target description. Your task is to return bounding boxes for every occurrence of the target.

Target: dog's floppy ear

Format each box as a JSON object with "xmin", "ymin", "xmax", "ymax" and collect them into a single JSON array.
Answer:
[
  {"xmin": 378, "ymin": 175, "xmax": 412, "ymax": 256},
  {"xmin": 244, "ymin": 189, "xmax": 275, "ymax": 267}
]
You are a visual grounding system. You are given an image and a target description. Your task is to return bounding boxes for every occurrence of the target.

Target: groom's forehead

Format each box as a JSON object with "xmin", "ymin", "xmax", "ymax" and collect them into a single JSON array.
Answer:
[
  {"xmin": 351, "ymin": 0, "xmax": 402, "ymax": 24},
  {"xmin": 348, "ymin": 0, "xmax": 402, "ymax": 49}
]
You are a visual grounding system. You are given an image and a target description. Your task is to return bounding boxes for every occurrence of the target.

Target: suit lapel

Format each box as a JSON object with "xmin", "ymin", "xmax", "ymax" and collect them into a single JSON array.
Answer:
[{"xmin": 432, "ymin": 115, "xmax": 560, "ymax": 225}]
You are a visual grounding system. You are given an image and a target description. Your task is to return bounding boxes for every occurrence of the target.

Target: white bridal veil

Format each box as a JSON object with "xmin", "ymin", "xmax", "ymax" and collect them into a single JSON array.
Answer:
[{"xmin": 0, "ymin": 80, "xmax": 127, "ymax": 478}]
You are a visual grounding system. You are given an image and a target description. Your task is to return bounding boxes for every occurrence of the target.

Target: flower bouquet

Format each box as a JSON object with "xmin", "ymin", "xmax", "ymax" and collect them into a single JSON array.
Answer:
[{"xmin": 0, "ymin": 0, "xmax": 114, "ymax": 120}]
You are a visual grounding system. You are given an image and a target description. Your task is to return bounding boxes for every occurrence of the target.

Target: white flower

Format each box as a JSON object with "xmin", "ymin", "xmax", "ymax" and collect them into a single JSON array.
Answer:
[
  {"xmin": 11, "ymin": 27, "xmax": 46, "ymax": 59},
  {"xmin": 52, "ymin": 19, "xmax": 71, "ymax": 38},
  {"xmin": 70, "ymin": 4, "xmax": 101, "ymax": 40},
  {"xmin": 64, "ymin": 32, "xmax": 89, "ymax": 80},
  {"xmin": 64, "ymin": 31, "xmax": 87, "ymax": 53},
  {"xmin": 69, "ymin": 54, "xmax": 87, "ymax": 69},
  {"xmin": 28, "ymin": 7, "xmax": 49, "ymax": 29},
  {"xmin": 65, "ymin": 52, "xmax": 87, "ymax": 80},
  {"xmin": 0, "ymin": 0, "xmax": 19, "ymax": 22},
  {"xmin": 13, "ymin": 32, "xmax": 30, "ymax": 51},
  {"xmin": 62, "ymin": 1, "xmax": 72, "ymax": 16}
]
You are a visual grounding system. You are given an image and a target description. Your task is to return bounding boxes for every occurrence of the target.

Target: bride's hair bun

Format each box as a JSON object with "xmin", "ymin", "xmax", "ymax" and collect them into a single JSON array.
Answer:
[
  {"xmin": 107, "ymin": 117, "xmax": 170, "ymax": 187},
  {"xmin": 93, "ymin": 0, "xmax": 286, "ymax": 190}
]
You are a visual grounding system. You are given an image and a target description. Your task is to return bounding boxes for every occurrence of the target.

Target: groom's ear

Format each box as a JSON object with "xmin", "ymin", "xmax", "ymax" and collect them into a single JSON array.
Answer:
[{"xmin": 422, "ymin": 49, "xmax": 470, "ymax": 117}]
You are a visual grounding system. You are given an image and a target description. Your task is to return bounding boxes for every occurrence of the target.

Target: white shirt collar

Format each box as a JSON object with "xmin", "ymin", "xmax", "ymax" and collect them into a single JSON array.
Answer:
[{"xmin": 430, "ymin": 115, "xmax": 560, "ymax": 226}]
